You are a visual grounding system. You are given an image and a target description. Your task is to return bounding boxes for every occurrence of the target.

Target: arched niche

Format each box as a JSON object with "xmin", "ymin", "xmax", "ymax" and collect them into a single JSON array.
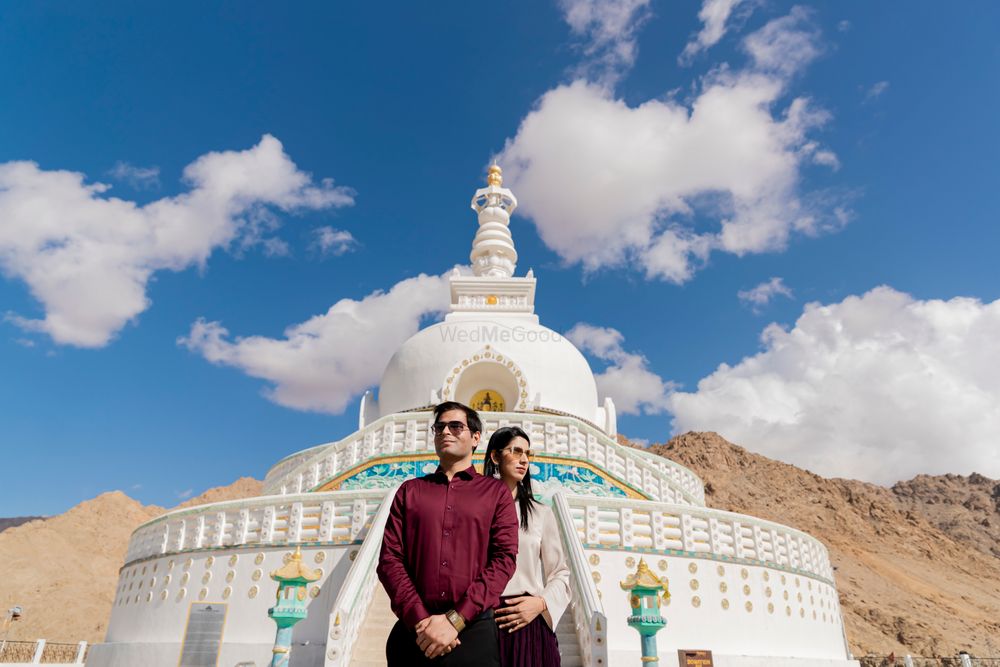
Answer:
[{"xmin": 441, "ymin": 346, "xmax": 529, "ymax": 412}]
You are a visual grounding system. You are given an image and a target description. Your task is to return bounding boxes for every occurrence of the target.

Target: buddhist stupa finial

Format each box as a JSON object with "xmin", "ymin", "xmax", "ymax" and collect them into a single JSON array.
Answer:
[{"xmin": 487, "ymin": 163, "xmax": 503, "ymax": 187}]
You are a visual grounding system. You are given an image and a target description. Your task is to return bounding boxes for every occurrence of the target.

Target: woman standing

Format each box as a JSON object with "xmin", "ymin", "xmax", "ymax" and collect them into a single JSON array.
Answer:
[{"xmin": 485, "ymin": 427, "xmax": 571, "ymax": 667}]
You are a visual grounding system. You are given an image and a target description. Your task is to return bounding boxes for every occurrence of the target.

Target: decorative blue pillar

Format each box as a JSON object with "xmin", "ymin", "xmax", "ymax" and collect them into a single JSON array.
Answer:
[
  {"xmin": 267, "ymin": 546, "xmax": 321, "ymax": 667},
  {"xmin": 620, "ymin": 558, "xmax": 670, "ymax": 666}
]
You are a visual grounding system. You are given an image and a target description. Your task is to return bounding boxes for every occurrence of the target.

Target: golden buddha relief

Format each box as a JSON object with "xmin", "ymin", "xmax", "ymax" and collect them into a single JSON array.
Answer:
[{"xmin": 470, "ymin": 389, "xmax": 505, "ymax": 412}]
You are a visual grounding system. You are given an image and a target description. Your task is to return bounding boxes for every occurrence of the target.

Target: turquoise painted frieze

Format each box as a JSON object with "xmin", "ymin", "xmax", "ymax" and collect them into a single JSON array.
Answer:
[{"xmin": 337, "ymin": 458, "xmax": 628, "ymax": 499}]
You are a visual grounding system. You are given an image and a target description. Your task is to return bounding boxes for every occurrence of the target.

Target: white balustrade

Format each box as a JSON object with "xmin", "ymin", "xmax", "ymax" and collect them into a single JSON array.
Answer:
[
  {"xmin": 564, "ymin": 495, "xmax": 835, "ymax": 583},
  {"xmin": 324, "ymin": 497, "xmax": 394, "ymax": 667},
  {"xmin": 262, "ymin": 411, "xmax": 706, "ymax": 507},
  {"xmin": 552, "ymin": 492, "xmax": 608, "ymax": 667},
  {"xmin": 122, "ymin": 490, "xmax": 389, "ymax": 566}
]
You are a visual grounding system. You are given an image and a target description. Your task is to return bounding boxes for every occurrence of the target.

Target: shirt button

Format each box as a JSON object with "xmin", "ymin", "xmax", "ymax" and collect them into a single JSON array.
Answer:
[
  {"xmin": 440, "ymin": 592, "xmax": 446, "ymax": 598},
  {"xmin": 446, "ymin": 505, "xmax": 453, "ymax": 511},
  {"xmin": 442, "ymin": 561, "xmax": 448, "ymax": 567},
  {"xmin": 443, "ymin": 530, "xmax": 450, "ymax": 537}
]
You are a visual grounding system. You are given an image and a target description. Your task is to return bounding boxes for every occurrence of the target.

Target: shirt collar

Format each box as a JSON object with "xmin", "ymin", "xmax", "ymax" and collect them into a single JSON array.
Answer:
[{"xmin": 434, "ymin": 464, "xmax": 478, "ymax": 480}]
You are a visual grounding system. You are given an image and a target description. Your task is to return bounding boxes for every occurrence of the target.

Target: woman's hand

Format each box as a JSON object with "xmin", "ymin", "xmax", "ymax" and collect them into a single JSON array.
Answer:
[{"xmin": 496, "ymin": 595, "xmax": 547, "ymax": 633}]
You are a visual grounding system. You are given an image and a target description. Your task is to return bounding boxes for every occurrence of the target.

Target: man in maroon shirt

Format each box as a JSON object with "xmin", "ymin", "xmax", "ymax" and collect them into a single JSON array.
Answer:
[{"xmin": 377, "ymin": 401, "xmax": 519, "ymax": 665}]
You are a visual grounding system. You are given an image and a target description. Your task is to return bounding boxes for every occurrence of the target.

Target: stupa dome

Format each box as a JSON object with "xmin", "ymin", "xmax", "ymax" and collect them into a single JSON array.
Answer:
[{"xmin": 376, "ymin": 315, "xmax": 602, "ymax": 424}]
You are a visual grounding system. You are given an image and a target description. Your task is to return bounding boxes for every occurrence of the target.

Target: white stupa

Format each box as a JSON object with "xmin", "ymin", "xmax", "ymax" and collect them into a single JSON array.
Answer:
[{"xmin": 88, "ymin": 166, "xmax": 858, "ymax": 667}]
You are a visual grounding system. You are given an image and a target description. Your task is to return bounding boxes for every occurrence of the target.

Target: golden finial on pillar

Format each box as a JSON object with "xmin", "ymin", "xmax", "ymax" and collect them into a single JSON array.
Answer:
[{"xmin": 487, "ymin": 163, "xmax": 503, "ymax": 187}]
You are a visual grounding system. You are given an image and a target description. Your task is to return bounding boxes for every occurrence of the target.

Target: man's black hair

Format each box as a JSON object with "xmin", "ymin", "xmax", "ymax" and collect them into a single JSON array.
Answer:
[{"xmin": 433, "ymin": 401, "xmax": 483, "ymax": 435}]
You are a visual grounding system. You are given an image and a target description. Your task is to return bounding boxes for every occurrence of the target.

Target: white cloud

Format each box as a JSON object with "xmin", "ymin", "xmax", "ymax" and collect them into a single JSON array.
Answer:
[
  {"xmin": 178, "ymin": 272, "xmax": 452, "ymax": 414},
  {"xmin": 668, "ymin": 287, "xmax": 1000, "ymax": 484},
  {"xmin": 311, "ymin": 226, "xmax": 358, "ymax": 257},
  {"xmin": 679, "ymin": 0, "xmax": 749, "ymax": 64},
  {"xmin": 500, "ymin": 72, "xmax": 839, "ymax": 282},
  {"xmin": 0, "ymin": 135, "xmax": 354, "ymax": 347},
  {"xmin": 558, "ymin": 0, "xmax": 652, "ymax": 84},
  {"xmin": 108, "ymin": 162, "xmax": 160, "ymax": 190},
  {"xmin": 743, "ymin": 6, "xmax": 822, "ymax": 77},
  {"xmin": 738, "ymin": 276, "xmax": 793, "ymax": 312},
  {"xmin": 864, "ymin": 80, "xmax": 890, "ymax": 102},
  {"xmin": 566, "ymin": 323, "xmax": 674, "ymax": 415}
]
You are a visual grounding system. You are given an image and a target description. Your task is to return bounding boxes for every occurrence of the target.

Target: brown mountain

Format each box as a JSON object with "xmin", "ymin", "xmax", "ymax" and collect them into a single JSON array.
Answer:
[
  {"xmin": 0, "ymin": 478, "xmax": 261, "ymax": 645},
  {"xmin": 891, "ymin": 473, "xmax": 1000, "ymax": 560},
  {"xmin": 2, "ymin": 440, "xmax": 999, "ymax": 659},
  {"xmin": 651, "ymin": 432, "xmax": 1000, "ymax": 658}
]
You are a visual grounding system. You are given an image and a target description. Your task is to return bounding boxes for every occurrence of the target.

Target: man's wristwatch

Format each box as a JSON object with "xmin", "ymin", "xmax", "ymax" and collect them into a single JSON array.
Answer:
[{"xmin": 445, "ymin": 609, "xmax": 466, "ymax": 633}]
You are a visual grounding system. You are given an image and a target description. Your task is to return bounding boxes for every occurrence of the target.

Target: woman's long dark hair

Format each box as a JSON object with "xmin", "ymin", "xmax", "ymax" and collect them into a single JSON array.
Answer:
[{"xmin": 483, "ymin": 426, "xmax": 537, "ymax": 531}]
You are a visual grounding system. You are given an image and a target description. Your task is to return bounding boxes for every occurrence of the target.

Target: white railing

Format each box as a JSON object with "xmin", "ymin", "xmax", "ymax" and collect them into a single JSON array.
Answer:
[
  {"xmin": 552, "ymin": 492, "xmax": 608, "ymax": 667},
  {"xmin": 263, "ymin": 411, "xmax": 706, "ymax": 506},
  {"xmin": 122, "ymin": 490, "xmax": 388, "ymax": 566},
  {"xmin": 564, "ymin": 495, "xmax": 835, "ymax": 583},
  {"xmin": 324, "ymin": 496, "xmax": 394, "ymax": 667}
]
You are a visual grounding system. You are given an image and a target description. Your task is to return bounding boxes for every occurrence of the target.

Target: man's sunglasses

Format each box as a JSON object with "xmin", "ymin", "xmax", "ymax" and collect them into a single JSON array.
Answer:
[{"xmin": 431, "ymin": 421, "xmax": 469, "ymax": 436}]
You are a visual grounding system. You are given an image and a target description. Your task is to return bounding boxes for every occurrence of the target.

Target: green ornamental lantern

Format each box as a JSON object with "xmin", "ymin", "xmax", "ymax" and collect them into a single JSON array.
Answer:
[
  {"xmin": 267, "ymin": 546, "xmax": 321, "ymax": 667},
  {"xmin": 620, "ymin": 558, "xmax": 670, "ymax": 665}
]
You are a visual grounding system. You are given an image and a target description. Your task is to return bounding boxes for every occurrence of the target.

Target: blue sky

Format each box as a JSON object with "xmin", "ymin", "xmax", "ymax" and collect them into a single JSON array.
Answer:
[{"xmin": 2, "ymin": 1, "xmax": 999, "ymax": 516}]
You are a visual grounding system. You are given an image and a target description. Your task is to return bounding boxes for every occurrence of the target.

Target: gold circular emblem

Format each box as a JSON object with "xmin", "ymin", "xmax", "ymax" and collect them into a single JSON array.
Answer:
[
  {"xmin": 252, "ymin": 569, "xmax": 262, "ymax": 582},
  {"xmin": 625, "ymin": 557, "xmax": 636, "ymax": 568},
  {"xmin": 719, "ymin": 582, "xmax": 727, "ymax": 593},
  {"xmin": 721, "ymin": 598, "xmax": 729, "ymax": 610},
  {"xmin": 768, "ymin": 603, "xmax": 774, "ymax": 614},
  {"xmin": 310, "ymin": 586, "xmax": 321, "ymax": 599},
  {"xmin": 349, "ymin": 551, "xmax": 358, "ymax": 562},
  {"xmin": 205, "ymin": 557, "xmax": 214, "ymax": 568},
  {"xmin": 223, "ymin": 587, "xmax": 232, "ymax": 600},
  {"xmin": 249, "ymin": 585, "xmax": 259, "ymax": 599},
  {"xmin": 255, "ymin": 553, "xmax": 265, "ymax": 565},
  {"xmin": 160, "ymin": 590, "xmax": 168, "ymax": 601},
  {"xmin": 229, "ymin": 555, "xmax": 239, "ymax": 567},
  {"xmin": 691, "ymin": 596, "xmax": 701, "ymax": 608},
  {"xmin": 746, "ymin": 601, "xmax": 753, "ymax": 612},
  {"xmin": 202, "ymin": 572, "xmax": 212, "ymax": 585},
  {"xmin": 486, "ymin": 295, "xmax": 498, "ymax": 305},
  {"xmin": 226, "ymin": 571, "xmax": 235, "ymax": 583},
  {"xmin": 740, "ymin": 568, "xmax": 749, "ymax": 580},
  {"xmin": 743, "ymin": 585, "xmax": 751, "ymax": 596},
  {"xmin": 763, "ymin": 571, "xmax": 770, "ymax": 581},
  {"xmin": 180, "ymin": 573, "xmax": 190, "ymax": 585},
  {"xmin": 689, "ymin": 579, "xmax": 699, "ymax": 590},
  {"xmin": 716, "ymin": 565, "xmax": 724, "ymax": 576},
  {"xmin": 592, "ymin": 571, "xmax": 601, "ymax": 583},
  {"xmin": 471, "ymin": 389, "xmax": 505, "ymax": 412},
  {"xmin": 688, "ymin": 562, "xmax": 698, "ymax": 574},
  {"xmin": 176, "ymin": 588, "xmax": 186, "ymax": 602},
  {"xmin": 657, "ymin": 560, "xmax": 667, "ymax": 571},
  {"xmin": 589, "ymin": 554, "xmax": 600, "ymax": 566},
  {"xmin": 314, "ymin": 551, "xmax": 326, "ymax": 564}
]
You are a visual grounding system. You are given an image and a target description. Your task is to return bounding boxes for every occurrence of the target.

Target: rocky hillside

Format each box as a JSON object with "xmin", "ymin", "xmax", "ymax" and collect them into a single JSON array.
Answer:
[
  {"xmin": 0, "ymin": 478, "xmax": 261, "ymax": 644},
  {"xmin": 0, "ymin": 517, "xmax": 43, "ymax": 534},
  {"xmin": 651, "ymin": 432, "xmax": 1000, "ymax": 658},
  {"xmin": 1, "ymin": 439, "xmax": 998, "ymax": 658}
]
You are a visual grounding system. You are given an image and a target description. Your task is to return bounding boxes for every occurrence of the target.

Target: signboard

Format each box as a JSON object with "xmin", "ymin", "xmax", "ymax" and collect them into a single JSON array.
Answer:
[
  {"xmin": 678, "ymin": 649, "xmax": 714, "ymax": 667},
  {"xmin": 179, "ymin": 603, "xmax": 228, "ymax": 667}
]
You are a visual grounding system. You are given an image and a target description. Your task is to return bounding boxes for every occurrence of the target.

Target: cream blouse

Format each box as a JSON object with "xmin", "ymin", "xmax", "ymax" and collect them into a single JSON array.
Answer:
[{"xmin": 502, "ymin": 501, "xmax": 572, "ymax": 629}]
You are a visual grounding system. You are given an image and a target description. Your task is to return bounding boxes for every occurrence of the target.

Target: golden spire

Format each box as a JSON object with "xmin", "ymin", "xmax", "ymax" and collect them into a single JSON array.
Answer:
[
  {"xmin": 270, "ymin": 546, "xmax": 321, "ymax": 582},
  {"xmin": 620, "ymin": 558, "xmax": 669, "ymax": 591},
  {"xmin": 487, "ymin": 163, "xmax": 503, "ymax": 187}
]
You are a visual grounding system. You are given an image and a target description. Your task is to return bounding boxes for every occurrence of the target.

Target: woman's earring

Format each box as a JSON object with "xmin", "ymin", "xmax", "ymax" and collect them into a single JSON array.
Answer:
[{"xmin": 492, "ymin": 471, "xmax": 501, "ymax": 479}]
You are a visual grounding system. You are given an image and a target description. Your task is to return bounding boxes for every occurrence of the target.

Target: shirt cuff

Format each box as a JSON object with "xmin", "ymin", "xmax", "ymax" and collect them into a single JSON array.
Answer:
[
  {"xmin": 454, "ymin": 599, "xmax": 480, "ymax": 623},
  {"xmin": 402, "ymin": 601, "xmax": 432, "ymax": 629}
]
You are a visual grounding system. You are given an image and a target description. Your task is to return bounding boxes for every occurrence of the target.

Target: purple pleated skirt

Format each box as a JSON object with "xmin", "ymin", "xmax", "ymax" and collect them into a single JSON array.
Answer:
[{"xmin": 496, "ymin": 606, "xmax": 561, "ymax": 667}]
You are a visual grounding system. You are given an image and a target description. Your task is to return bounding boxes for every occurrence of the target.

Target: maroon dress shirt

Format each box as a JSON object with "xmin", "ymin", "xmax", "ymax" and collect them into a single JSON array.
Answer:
[{"xmin": 377, "ymin": 465, "xmax": 519, "ymax": 628}]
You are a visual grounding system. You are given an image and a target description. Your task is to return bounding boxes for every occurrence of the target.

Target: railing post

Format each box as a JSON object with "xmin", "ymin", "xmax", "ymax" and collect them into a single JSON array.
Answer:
[{"xmin": 31, "ymin": 639, "xmax": 45, "ymax": 664}]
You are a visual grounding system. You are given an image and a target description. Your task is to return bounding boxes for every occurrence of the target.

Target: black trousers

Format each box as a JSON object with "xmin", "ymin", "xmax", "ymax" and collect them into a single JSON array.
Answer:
[{"xmin": 386, "ymin": 611, "xmax": 500, "ymax": 667}]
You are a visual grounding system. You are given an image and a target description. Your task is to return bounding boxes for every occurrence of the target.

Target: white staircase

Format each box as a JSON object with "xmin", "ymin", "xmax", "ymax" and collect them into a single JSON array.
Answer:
[
  {"xmin": 348, "ymin": 582, "xmax": 394, "ymax": 667},
  {"xmin": 555, "ymin": 609, "xmax": 584, "ymax": 667},
  {"xmin": 344, "ymin": 581, "xmax": 584, "ymax": 667}
]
